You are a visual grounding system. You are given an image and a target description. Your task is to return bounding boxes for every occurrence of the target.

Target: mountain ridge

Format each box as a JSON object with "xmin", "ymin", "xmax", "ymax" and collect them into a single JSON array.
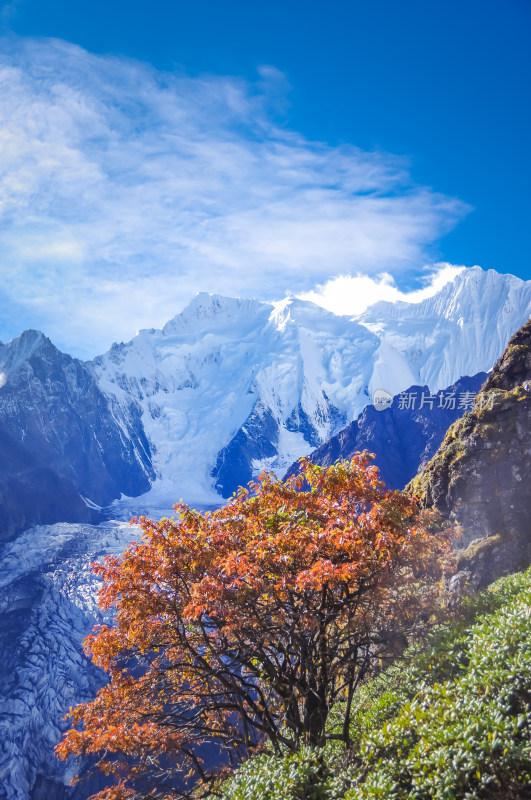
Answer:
[
  {"xmin": 0, "ymin": 331, "xmax": 153, "ymax": 539},
  {"xmin": 0, "ymin": 268, "xmax": 530, "ymax": 798},
  {"xmin": 0, "ymin": 265, "xmax": 530, "ymax": 538},
  {"xmin": 93, "ymin": 266, "xmax": 530, "ymax": 505}
]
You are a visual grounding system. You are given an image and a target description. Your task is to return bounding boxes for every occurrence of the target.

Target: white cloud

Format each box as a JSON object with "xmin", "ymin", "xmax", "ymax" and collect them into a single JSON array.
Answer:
[
  {"xmin": 0, "ymin": 37, "xmax": 469, "ymax": 357},
  {"xmin": 299, "ymin": 263, "xmax": 467, "ymax": 316}
]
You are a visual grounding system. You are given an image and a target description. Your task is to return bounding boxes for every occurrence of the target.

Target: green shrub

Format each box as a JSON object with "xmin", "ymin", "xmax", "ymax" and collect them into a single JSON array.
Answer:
[
  {"xmin": 218, "ymin": 745, "xmax": 340, "ymax": 800},
  {"xmin": 218, "ymin": 567, "xmax": 531, "ymax": 800},
  {"xmin": 348, "ymin": 606, "xmax": 531, "ymax": 797}
]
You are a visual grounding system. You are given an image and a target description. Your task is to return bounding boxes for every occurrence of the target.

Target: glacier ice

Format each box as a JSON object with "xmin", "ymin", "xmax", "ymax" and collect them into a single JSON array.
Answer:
[
  {"xmin": 94, "ymin": 266, "xmax": 531, "ymax": 507},
  {"xmin": 0, "ymin": 521, "xmax": 140, "ymax": 799}
]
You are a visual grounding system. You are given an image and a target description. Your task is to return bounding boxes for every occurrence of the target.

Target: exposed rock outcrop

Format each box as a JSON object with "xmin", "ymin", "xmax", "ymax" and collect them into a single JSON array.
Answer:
[
  {"xmin": 407, "ymin": 319, "xmax": 531, "ymax": 588},
  {"xmin": 0, "ymin": 421, "xmax": 93, "ymax": 540}
]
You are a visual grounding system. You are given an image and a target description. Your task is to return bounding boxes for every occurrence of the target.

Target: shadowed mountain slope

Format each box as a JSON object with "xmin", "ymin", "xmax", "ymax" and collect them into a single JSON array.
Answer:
[
  {"xmin": 284, "ymin": 373, "xmax": 487, "ymax": 489},
  {"xmin": 0, "ymin": 331, "xmax": 153, "ymax": 540}
]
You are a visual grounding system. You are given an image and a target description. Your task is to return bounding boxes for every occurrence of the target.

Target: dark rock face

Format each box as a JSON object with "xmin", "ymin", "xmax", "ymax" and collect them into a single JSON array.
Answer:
[
  {"xmin": 0, "ymin": 421, "xmax": 93, "ymax": 540},
  {"xmin": 284, "ymin": 374, "xmax": 487, "ymax": 490},
  {"xmin": 213, "ymin": 394, "xmax": 346, "ymax": 499},
  {"xmin": 212, "ymin": 403, "xmax": 279, "ymax": 498},
  {"xmin": 0, "ymin": 331, "xmax": 154, "ymax": 541},
  {"xmin": 285, "ymin": 402, "xmax": 322, "ymax": 449},
  {"xmin": 407, "ymin": 319, "xmax": 531, "ymax": 588},
  {"xmin": 30, "ymin": 773, "xmax": 108, "ymax": 800}
]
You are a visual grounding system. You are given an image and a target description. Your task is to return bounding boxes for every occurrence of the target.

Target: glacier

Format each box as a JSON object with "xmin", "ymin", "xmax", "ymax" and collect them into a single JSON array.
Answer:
[
  {"xmin": 0, "ymin": 521, "xmax": 140, "ymax": 799},
  {"xmin": 94, "ymin": 293, "xmax": 380, "ymax": 508},
  {"xmin": 1, "ymin": 265, "xmax": 529, "ymax": 525}
]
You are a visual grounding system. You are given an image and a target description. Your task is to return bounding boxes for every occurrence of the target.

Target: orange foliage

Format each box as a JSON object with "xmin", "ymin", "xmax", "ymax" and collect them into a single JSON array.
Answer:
[{"xmin": 56, "ymin": 453, "xmax": 456, "ymax": 799}]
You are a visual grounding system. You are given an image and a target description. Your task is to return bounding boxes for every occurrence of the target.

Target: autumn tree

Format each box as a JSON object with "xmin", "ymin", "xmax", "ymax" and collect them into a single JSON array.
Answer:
[{"xmin": 56, "ymin": 453, "xmax": 456, "ymax": 799}]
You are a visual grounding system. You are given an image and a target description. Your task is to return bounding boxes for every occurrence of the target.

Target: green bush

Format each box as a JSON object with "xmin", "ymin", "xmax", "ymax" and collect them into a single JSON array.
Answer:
[
  {"xmin": 218, "ymin": 568, "xmax": 531, "ymax": 800},
  {"xmin": 347, "ymin": 587, "xmax": 531, "ymax": 798},
  {"xmin": 218, "ymin": 745, "xmax": 339, "ymax": 800}
]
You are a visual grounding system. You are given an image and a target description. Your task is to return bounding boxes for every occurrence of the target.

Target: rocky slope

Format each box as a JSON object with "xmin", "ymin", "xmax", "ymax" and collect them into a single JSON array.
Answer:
[
  {"xmin": 284, "ymin": 373, "xmax": 487, "ymax": 489},
  {"xmin": 407, "ymin": 318, "xmax": 531, "ymax": 588},
  {"xmin": 0, "ymin": 281, "xmax": 530, "ymax": 798},
  {"xmin": 0, "ymin": 331, "xmax": 153, "ymax": 540},
  {"xmin": 0, "ymin": 420, "xmax": 92, "ymax": 539}
]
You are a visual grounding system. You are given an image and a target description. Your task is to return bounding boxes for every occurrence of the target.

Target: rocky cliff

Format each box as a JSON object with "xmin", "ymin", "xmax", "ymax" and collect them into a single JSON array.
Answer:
[{"xmin": 407, "ymin": 318, "xmax": 531, "ymax": 588}]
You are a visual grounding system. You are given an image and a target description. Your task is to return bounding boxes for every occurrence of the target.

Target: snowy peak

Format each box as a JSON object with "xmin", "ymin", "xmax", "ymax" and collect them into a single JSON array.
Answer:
[
  {"xmin": 2, "ymin": 266, "xmax": 531, "ymax": 799},
  {"xmin": 162, "ymin": 293, "xmax": 272, "ymax": 336},
  {"xmin": 0, "ymin": 329, "xmax": 153, "ymax": 540},
  {"xmin": 94, "ymin": 293, "xmax": 381, "ymax": 507},
  {"xmin": 269, "ymin": 295, "xmax": 367, "ymax": 335},
  {"xmin": 360, "ymin": 266, "xmax": 531, "ymax": 324},
  {"xmin": 357, "ymin": 266, "xmax": 531, "ymax": 391},
  {"xmin": 0, "ymin": 329, "xmax": 48, "ymax": 380},
  {"xmin": 1, "ymin": 266, "xmax": 530, "ymax": 525},
  {"xmin": 90, "ymin": 266, "xmax": 531, "ymax": 509}
]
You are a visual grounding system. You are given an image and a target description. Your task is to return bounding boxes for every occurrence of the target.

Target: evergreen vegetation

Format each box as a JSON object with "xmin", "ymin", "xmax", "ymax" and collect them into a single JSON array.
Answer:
[
  {"xmin": 56, "ymin": 455, "xmax": 531, "ymax": 800},
  {"xmin": 219, "ymin": 567, "xmax": 531, "ymax": 800}
]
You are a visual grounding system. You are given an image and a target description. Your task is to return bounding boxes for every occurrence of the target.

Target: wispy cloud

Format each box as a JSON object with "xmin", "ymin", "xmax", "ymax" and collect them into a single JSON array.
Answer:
[{"xmin": 0, "ymin": 37, "xmax": 469, "ymax": 357}]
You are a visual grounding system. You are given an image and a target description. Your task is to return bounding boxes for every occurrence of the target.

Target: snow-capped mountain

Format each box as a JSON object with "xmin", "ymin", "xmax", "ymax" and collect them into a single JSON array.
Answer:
[
  {"xmin": 93, "ymin": 266, "xmax": 531, "ymax": 508},
  {"xmin": 284, "ymin": 372, "xmax": 488, "ymax": 489},
  {"xmin": 93, "ymin": 294, "xmax": 381, "ymax": 508},
  {"xmin": 0, "ymin": 331, "xmax": 153, "ymax": 539},
  {"xmin": 358, "ymin": 266, "xmax": 531, "ymax": 393},
  {"xmin": 0, "ymin": 265, "xmax": 529, "ymax": 536}
]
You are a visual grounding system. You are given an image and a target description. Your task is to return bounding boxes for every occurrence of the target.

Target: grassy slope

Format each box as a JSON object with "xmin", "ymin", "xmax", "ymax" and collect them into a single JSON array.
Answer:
[{"xmin": 219, "ymin": 568, "xmax": 531, "ymax": 800}]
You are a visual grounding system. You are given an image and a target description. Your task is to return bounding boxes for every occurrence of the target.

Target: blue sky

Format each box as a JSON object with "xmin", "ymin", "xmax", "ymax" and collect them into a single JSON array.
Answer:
[{"xmin": 0, "ymin": 0, "xmax": 529, "ymax": 356}]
